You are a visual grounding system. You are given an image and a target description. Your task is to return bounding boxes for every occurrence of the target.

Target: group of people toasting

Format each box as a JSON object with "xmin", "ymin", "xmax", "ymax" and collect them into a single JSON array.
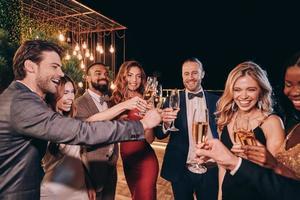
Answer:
[{"xmin": 0, "ymin": 39, "xmax": 300, "ymax": 200}]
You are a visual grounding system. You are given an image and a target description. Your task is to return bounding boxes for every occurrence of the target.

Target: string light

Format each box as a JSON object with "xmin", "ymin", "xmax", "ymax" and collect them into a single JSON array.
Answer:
[
  {"xmin": 58, "ymin": 32, "xmax": 65, "ymax": 42},
  {"xmin": 85, "ymin": 49, "xmax": 90, "ymax": 58},
  {"xmin": 75, "ymin": 43, "xmax": 80, "ymax": 51},
  {"xmin": 78, "ymin": 82, "xmax": 83, "ymax": 88},
  {"xmin": 77, "ymin": 53, "xmax": 83, "ymax": 60},
  {"xmin": 65, "ymin": 51, "xmax": 71, "ymax": 60},
  {"xmin": 82, "ymin": 41, "xmax": 87, "ymax": 49},
  {"xmin": 80, "ymin": 61, "xmax": 85, "ymax": 69},
  {"xmin": 72, "ymin": 50, "xmax": 77, "ymax": 56},
  {"xmin": 89, "ymin": 53, "xmax": 94, "ymax": 61},
  {"xmin": 110, "ymin": 82, "xmax": 116, "ymax": 90},
  {"xmin": 109, "ymin": 45, "xmax": 115, "ymax": 53}
]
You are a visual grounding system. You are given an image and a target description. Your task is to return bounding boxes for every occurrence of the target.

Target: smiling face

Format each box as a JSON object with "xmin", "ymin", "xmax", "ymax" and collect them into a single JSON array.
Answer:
[
  {"xmin": 284, "ymin": 65, "xmax": 300, "ymax": 111},
  {"xmin": 35, "ymin": 51, "xmax": 64, "ymax": 95},
  {"xmin": 233, "ymin": 75, "xmax": 261, "ymax": 113},
  {"xmin": 56, "ymin": 81, "xmax": 75, "ymax": 113},
  {"xmin": 126, "ymin": 66, "xmax": 142, "ymax": 91},
  {"xmin": 182, "ymin": 61, "xmax": 204, "ymax": 92},
  {"xmin": 87, "ymin": 64, "xmax": 109, "ymax": 94}
]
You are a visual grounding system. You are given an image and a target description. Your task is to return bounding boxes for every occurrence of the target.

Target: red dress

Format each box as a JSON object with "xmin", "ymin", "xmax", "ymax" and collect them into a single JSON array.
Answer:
[{"xmin": 120, "ymin": 109, "xmax": 159, "ymax": 200}]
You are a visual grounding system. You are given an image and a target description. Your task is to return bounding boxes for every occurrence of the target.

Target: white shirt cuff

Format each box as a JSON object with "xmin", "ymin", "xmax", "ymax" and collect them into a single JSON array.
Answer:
[{"xmin": 230, "ymin": 157, "xmax": 242, "ymax": 175}]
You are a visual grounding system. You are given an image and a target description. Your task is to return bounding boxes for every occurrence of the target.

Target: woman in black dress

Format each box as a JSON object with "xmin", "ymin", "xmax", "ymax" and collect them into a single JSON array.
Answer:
[{"xmin": 215, "ymin": 61, "xmax": 285, "ymax": 200}]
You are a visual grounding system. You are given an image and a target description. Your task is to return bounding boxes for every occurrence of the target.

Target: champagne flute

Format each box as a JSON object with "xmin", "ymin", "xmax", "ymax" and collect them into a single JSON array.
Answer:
[
  {"xmin": 233, "ymin": 115, "xmax": 257, "ymax": 146},
  {"xmin": 187, "ymin": 108, "xmax": 208, "ymax": 174},
  {"xmin": 154, "ymin": 84, "xmax": 163, "ymax": 109},
  {"xmin": 168, "ymin": 89, "xmax": 180, "ymax": 131}
]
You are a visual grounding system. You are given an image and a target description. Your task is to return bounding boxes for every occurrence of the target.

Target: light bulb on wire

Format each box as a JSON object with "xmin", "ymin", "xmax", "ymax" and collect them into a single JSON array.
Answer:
[
  {"xmin": 58, "ymin": 32, "xmax": 65, "ymax": 42},
  {"xmin": 80, "ymin": 61, "xmax": 85, "ymax": 69},
  {"xmin": 65, "ymin": 51, "xmax": 71, "ymax": 60},
  {"xmin": 89, "ymin": 53, "xmax": 94, "ymax": 61},
  {"xmin": 109, "ymin": 45, "xmax": 115, "ymax": 53},
  {"xmin": 77, "ymin": 53, "xmax": 83, "ymax": 60},
  {"xmin": 75, "ymin": 43, "xmax": 80, "ymax": 51},
  {"xmin": 82, "ymin": 41, "xmax": 87, "ymax": 49},
  {"xmin": 85, "ymin": 49, "xmax": 90, "ymax": 58}
]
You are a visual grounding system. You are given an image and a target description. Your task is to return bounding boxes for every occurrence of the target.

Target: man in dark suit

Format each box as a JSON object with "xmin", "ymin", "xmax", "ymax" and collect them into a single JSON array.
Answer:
[
  {"xmin": 75, "ymin": 62, "xmax": 118, "ymax": 200},
  {"xmin": 196, "ymin": 139, "xmax": 300, "ymax": 200},
  {"xmin": 0, "ymin": 40, "xmax": 161, "ymax": 200},
  {"xmin": 155, "ymin": 58, "xmax": 219, "ymax": 200}
]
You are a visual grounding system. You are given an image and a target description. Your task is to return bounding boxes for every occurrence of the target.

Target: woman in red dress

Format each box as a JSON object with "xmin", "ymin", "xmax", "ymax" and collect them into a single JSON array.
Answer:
[{"xmin": 111, "ymin": 61, "xmax": 159, "ymax": 200}]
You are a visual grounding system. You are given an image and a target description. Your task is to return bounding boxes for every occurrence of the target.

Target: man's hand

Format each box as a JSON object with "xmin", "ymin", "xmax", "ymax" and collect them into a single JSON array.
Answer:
[
  {"xmin": 196, "ymin": 139, "xmax": 240, "ymax": 171},
  {"xmin": 140, "ymin": 109, "xmax": 162, "ymax": 130},
  {"xmin": 242, "ymin": 142, "xmax": 278, "ymax": 169},
  {"xmin": 161, "ymin": 107, "xmax": 179, "ymax": 129}
]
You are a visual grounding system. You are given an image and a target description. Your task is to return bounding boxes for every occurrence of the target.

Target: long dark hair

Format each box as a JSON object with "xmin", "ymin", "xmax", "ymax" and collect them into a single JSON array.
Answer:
[
  {"xmin": 274, "ymin": 52, "xmax": 300, "ymax": 130},
  {"xmin": 45, "ymin": 75, "xmax": 77, "ymax": 156}
]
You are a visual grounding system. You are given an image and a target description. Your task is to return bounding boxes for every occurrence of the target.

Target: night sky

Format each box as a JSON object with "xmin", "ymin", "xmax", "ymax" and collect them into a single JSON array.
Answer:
[{"xmin": 79, "ymin": 0, "xmax": 299, "ymax": 90}]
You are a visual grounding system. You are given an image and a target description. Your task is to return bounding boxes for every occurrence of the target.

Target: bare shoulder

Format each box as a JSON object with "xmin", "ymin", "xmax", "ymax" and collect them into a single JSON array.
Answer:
[{"xmin": 265, "ymin": 114, "xmax": 282, "ymax": 123}]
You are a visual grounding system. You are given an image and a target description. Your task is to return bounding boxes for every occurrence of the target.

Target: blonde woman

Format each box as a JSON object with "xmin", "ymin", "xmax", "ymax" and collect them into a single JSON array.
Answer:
[{"xmin": 215, "ymin": 61, "xmax": 285, "ymax": 200}]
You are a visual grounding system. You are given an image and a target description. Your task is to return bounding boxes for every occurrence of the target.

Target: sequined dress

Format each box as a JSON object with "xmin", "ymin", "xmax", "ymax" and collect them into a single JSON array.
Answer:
[{"xmin": 276, "ymin": 123, "xmax": 300, "ymax": 178}]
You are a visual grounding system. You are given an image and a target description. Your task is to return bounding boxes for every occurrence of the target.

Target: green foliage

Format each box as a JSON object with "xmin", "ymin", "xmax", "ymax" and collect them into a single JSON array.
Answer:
[
  {"xmin": 0, "ymin": 29, "xmax": 17, "ymax": 91},
  {"xmin": 0, "ymin": 0, "xmax": 21, "ymax": 44},
  {"xmin": 62, "ymin": 57, "xmax": 84, "ymax": 84}
]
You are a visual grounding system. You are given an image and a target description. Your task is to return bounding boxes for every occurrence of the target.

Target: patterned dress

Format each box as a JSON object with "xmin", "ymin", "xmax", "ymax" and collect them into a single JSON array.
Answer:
[{"xmin": 276, "ymin": 123, "xmax": 300, "ymax": 179}]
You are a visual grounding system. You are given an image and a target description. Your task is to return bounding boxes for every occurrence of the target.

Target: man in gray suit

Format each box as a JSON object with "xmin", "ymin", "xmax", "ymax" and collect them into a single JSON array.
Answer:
[
  {"xmin": 75, "ymin": 62, "xmax": 118, "ymax": 200},
  {"xmin": 0, "ymin": 40, "xmax": 161, "ymax": 200}
]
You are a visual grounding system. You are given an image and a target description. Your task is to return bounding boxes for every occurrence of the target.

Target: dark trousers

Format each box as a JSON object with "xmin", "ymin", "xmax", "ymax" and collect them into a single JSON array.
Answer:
[{"xmin": 171, "ymin": 166, "xmax": 218, "ymax": 200}]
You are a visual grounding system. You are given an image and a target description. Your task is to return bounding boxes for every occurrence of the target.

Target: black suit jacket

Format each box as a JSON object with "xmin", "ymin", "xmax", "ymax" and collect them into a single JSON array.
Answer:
[
  {"xmin": 155, "ymin": 90, "xmax": 219, "ymax": 182},
  {"xmin": 0, "ymin": 82, "xmax": 144, "ymax": 200},
  {"xmin": 231, "ymin": 159, "xmax": 300, "ymax": 200}
]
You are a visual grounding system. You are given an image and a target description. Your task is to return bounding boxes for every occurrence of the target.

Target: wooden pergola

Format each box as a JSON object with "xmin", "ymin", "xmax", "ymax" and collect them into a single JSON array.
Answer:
[{"xmin": 21, "ymin": 0, "xmax": 127, "ymax": 77}]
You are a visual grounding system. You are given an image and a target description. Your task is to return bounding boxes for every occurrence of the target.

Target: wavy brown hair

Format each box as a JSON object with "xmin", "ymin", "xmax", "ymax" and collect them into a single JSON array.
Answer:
[
  {"xmin": 111, "ymin": 60, "xmax": 146, "ymax": 104},
  {"xmin": 215, "ymin": 61, "xmax": 273, "ymax": 132},
  {"xmin": 45, "ymin": 75, "xmax": 77, "ymax": 156}
]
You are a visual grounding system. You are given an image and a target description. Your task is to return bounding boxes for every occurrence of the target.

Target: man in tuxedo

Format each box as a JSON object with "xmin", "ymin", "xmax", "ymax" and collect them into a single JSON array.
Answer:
[
  {"xmin": 0, "ymin": 40, "xmax": 161, "ymax": 200},
  {"xmin": 156, "ymin": 58, "xmax": 219, "ymax": 200},
  {"xmin": 196, "ymin": 139, "xmax": 300, "ymax": 200},
  {"xmin": 75, "ymin": 63, "xmax": 118, "ymax": 200}
]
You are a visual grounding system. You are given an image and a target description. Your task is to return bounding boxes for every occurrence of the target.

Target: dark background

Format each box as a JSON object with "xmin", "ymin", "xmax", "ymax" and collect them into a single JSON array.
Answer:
[{"xmin": 79, "ymin": 0, "xmax": 299, "ymax": 90}]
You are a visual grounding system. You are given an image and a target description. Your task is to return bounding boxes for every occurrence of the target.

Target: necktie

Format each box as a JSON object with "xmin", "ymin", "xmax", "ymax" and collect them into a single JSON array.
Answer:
[{"xmin": 188, "ymin": 91, "xmax": 203, "ymax": 100}]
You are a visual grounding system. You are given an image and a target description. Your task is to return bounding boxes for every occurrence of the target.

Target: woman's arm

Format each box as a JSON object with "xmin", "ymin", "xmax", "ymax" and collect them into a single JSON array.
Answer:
[
  {"xmin": 86, "ymin": 96, "xmax": 146, "ymax": 121},
  {"xmin": 262, "ymin": 115, "xmax": 285, "ymax": 155}
]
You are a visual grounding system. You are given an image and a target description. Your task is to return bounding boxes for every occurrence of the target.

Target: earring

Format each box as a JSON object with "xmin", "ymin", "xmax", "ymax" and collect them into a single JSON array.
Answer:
[
  {"xmin": 257, "ymin": 100, "xmax": 263, "ymax": 110},
  {"xmin": 231, "ymin": 102, "xmax": 237, "ymax": 112}
]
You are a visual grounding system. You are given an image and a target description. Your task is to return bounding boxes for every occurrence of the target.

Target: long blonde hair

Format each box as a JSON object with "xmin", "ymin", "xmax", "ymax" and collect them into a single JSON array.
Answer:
[{"xmin": 215, "ymin": 61, "xmax": 273, "ymax": 132}]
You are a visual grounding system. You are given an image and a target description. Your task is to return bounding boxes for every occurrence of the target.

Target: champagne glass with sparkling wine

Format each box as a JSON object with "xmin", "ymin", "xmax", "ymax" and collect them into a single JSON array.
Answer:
[
  {"xmin": 187, "ymin": 108, "xmax": 209, "ymax": 174},
  {"xmin": 168, "ymin": 89, "xmax": 180, "ymax": 131}
]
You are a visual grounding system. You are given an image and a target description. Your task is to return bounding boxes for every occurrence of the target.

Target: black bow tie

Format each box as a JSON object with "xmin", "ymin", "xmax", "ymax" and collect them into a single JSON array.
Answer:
[{"xmin": 188, "ymin": 91, "xmax": 203, "ymax": 100}]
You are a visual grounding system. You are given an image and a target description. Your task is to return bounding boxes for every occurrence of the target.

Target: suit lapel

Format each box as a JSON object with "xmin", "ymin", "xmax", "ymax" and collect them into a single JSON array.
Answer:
[{"xmin": 179, "ymin": 90, "xmax": 188, "ymax": 133}]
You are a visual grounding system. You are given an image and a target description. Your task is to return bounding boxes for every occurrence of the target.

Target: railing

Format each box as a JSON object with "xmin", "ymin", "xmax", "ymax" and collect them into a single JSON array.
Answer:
[{"xmin": 162, "ymin": 89, "xmax": 223, "ymax": 97}]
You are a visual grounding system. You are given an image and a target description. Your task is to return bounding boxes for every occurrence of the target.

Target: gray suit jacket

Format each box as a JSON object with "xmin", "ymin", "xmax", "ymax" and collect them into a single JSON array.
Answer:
[
  {"xmin": 75, "ymin": 92, "xmax": 118, "ymax": 194},
  {"xmin": 0, "ymin": 82, "xmax": 144, "ymax": 200}
]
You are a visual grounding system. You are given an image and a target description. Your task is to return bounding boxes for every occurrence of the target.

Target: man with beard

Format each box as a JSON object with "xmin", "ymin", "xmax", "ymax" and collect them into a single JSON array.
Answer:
[
  {"xmin": 75, "ymin": 63, "xmax": 118, "ymax": 200},
  {"xmin": 155, "ymin": 58, "xmax": 219, "ymax": 200}
]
